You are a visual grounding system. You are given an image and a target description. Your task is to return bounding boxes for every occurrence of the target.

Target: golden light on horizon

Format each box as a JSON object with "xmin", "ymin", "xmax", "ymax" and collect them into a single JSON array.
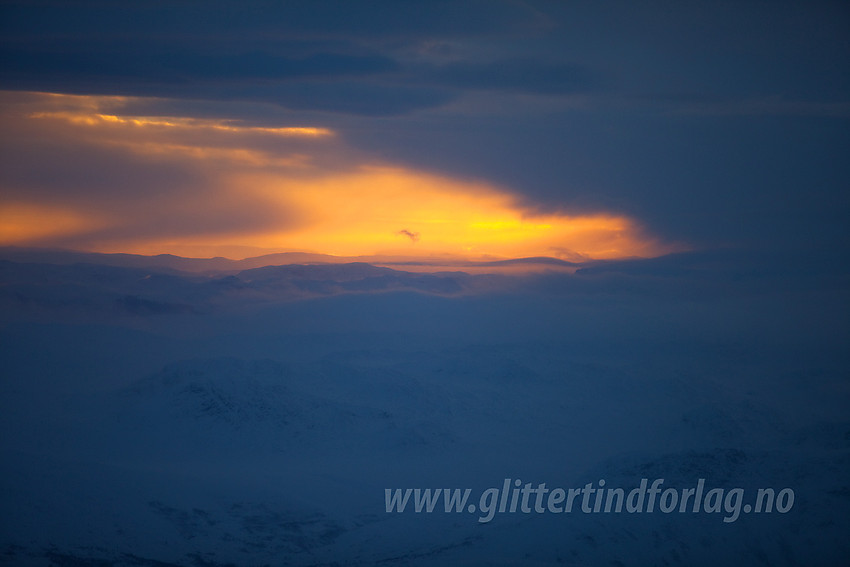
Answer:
[
  {"xmin": 0, "ymin": 203, "xmax": 106, "ymax": 244},
  {"xmin": 235, "ymin": 166, "xmax": 670, "ymax": 261},
  {"xmin": 0, "ymin": 91, "xmax": 680, "ymax": 263}
]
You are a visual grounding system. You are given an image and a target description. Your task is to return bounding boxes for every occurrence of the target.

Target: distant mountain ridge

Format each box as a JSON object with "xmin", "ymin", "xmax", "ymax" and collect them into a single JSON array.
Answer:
[
  {"xmin": 0, "ymin": 246, "xmax": 581, "ymax": 275},
  {"xmin": 0, "ymin": 256, "xmax": 481, "ymax": 319}
]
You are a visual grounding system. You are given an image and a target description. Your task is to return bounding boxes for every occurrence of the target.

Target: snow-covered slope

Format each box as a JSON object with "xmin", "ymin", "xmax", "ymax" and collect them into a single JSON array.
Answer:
[{"xmin": 1, "ymin": 251, "xmax": 848, "ymax": 565}]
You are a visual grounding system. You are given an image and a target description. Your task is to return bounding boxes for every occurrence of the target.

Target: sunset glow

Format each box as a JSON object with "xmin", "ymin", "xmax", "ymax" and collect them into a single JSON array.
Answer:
[
  {"xmin": 0, "ymin": 92, "xmax": 675, "ymax": 262},
  {"xmin": 241, "ymin": 166, "xmax": 666, "ymax": 260},
  {"xmin": 29, "ymin": 111, "xmax": 335, "ymax": 138},
  {"xmin": 0, "ymin": 203, "xmax": 105, "ymax": 244},
  {"xmin": 1, "ymin": 3, "xmax": 845, "ymax": 563}
]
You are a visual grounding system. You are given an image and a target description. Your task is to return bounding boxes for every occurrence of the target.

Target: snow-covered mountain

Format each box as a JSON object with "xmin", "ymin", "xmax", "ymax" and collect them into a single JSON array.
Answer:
[{"xmin": 1, "ymin": 250, "xmax": 848, "ymax": 565}]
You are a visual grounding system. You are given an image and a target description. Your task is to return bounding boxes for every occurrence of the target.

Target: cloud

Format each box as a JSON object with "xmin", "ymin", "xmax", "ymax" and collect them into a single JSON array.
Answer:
[
  {"xmin": 0, "ymin": 91, "xmax": 675, "ymax": 260},
  {"xmin": 668, "ymin": 97, "xmax": 850, "ymax": 118},
  {"xmin": 0, "ymin": 1, "xmax": 846, "ymax": 266},
  {"xmin": 29, "ymin": 111, "xmax": 334, "ymax": 138},
  {"xmin": 229, "ymin": 165, "xmax": 674, "ymax": 259},
  {"xmin": 0, "ymin": 202, "xmax": 105, "ymax": 244},
  {"xmin": 396, "ymin": 229, "xmax": 420, "ymax": 243},
  {"xmin": 0, "ymin": 1, "xmax": 547, "ymax": 46},
  {"xmin": 0, "ymin": 92, "xmax": 316, "ymax": 249},
  {"xmin": 422, "ymin": 59, "xmax": 601, "ymax": 96},
  {"xmin": 0, "ymin": 0, "xmax": 553, "ymax": 116},
  {"xmin": 256, "ymin": 81, "xmax": 456, "ymax": 116},
  {"xmin": 0, "ymin": 42, "xmax": 399, "ymax": 82}
]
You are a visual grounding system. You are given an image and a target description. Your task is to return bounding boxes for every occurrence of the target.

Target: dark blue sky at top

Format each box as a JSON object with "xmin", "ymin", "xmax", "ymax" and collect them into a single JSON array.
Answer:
[{"xmin": 1, "ymin": 0, "xmax": 848, "ymax": 258}]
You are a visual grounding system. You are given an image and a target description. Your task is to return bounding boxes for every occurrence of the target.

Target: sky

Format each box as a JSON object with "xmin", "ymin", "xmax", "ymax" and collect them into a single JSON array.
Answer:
[
  {"xmin": 1, "ymin": 4, "xmax": 849, "ymax": 564},
  {"xmin": 1, "ymin": 0, "xmax": 848, "ymax": 261}
]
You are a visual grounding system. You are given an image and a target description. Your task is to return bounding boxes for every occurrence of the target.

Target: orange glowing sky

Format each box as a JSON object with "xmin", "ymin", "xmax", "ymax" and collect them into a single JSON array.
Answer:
[{"xmin": 0, "ymin": 92, "xmax": 679, "ymax": 262}]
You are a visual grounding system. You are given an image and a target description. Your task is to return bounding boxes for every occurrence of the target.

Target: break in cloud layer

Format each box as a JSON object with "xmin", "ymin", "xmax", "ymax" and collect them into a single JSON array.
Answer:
[
  {"xmin": 0, "ymin": 92, "xmax": 672, "ymax": 260},
  {"xmin": 1, "ymin": 1, "xmax": 848, "ymax": 257}
]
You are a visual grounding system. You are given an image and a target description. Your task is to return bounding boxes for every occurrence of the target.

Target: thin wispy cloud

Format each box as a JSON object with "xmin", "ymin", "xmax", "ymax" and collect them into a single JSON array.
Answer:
[{"xmin": 397, "ymin": 229, "xmax": 421, "ymax": 243}]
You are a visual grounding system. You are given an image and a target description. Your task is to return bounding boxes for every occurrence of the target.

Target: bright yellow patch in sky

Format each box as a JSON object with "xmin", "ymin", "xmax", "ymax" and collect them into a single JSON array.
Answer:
[
  {"xmin": 235, "ymin": 166, "xmax": 663, "ymax": 260},
  {"xmin": 0, "ymin": 92, "xmax": 677, "ymax": 263}
]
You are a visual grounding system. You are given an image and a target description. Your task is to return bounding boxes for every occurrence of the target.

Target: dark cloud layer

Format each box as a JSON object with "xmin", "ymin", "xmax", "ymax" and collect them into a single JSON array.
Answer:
[
  {"xmin": 0, "ymin": 0, "xmax": 575, "ymax": 114},
  {"xmin": 3, "ymin": 1, "xmax": 846, "ymax": 108},
  {"xmin": 423, "ymin": 59, "xmax": 600, "ymax": 95},
  {"xmin": 0, "ymin": 0, "xmax": 547, "ymax": 42},
  {"xmin": 1, "ymin": 44, "xmax": 399, "ymax": 82}
]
